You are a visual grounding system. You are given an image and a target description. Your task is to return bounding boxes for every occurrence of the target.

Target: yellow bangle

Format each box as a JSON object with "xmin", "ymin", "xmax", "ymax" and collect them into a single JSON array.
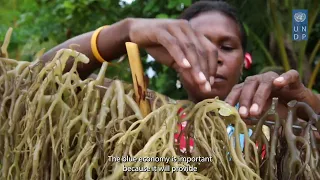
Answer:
[{"xmin": 91, "ymin": 25, "xmax": 108, "ymax": 63}]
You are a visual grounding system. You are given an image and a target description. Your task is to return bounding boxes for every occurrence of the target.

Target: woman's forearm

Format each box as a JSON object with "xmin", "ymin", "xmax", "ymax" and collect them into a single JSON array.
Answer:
[
  {"xmin": 304, "ymin": 89, "xmax": 320, "ymax": 115},
  {"xmin": 294, "ymin": 89, "xmax": 320, "ymax": 120},
  {"xmin": 41, "ymin": 18, "xmax": 133, "ymax": 79}
]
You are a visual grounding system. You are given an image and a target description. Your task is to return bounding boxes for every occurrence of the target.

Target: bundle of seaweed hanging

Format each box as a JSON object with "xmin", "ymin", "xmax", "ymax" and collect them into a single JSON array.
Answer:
[{"xmin": 0, "ymin": 28, "xmax": 319, "ymax": 180}]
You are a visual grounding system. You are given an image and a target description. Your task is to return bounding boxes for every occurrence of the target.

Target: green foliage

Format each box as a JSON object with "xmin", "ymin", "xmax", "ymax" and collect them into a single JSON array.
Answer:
[
  {"xmin": 229, "ymin": 0, "xmax": 320, "ymax": 90},
  {"xmin": 1, "ymin": 0, "xmax": 319, "ymax": 100},
  {"xmin": 0, "ymin": 0, "xmax": 189, "ymax": 99}
]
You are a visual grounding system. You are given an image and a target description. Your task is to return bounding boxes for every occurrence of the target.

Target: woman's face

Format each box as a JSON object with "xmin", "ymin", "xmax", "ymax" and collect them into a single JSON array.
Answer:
[
  {"xmin": 147, "ymin": 11, "xmax": 244, "ymax": 102},
  {"xmin": 186, "ymin": 11, "xmax": 244, "ymax": 101}
]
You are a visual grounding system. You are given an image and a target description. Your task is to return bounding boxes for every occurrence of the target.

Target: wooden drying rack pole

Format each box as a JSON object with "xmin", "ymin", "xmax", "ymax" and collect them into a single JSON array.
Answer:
[{"xmin": 125, "ymin": 42, "xmax": 151, "ymax": 117}]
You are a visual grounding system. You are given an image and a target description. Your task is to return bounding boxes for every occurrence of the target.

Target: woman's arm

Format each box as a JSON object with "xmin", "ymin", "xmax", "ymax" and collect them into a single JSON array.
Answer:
[
  {"xmin": 226, "ymin": 70, "xmax": 320, "ymax": 120},
  {"xmin": 302, "ymin": 89, "xmax": 320, "ymax": 115},
  {"xmin": 41, "ymin": 17, "xmax": 220, "ymax": 92},
  {"xmin": 41, "ymin": 18, "xmax": 133, "ymax": 79}
]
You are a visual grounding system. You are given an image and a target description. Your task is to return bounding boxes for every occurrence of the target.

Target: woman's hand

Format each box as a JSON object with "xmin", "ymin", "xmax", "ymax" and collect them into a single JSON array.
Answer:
[
  {"xmin": 129, "ymin": 18, "xmax": 218, "ymax": 92},
  {"xmin": 225, "ymin": 70, "xmax": 320, "ymax": 119}
]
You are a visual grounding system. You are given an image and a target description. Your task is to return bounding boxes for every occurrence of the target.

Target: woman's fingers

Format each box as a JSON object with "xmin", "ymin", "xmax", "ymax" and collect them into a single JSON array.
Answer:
[
  {"xmin": 225, "ymin": 83, "xmax": 243, "ymax": 106},
  {"xmin": 238, "ymin": 76, "xmax": 259, "ymax": 118},
  {"xmin": 250, "ymin": 82, "xmax": 273, "ymax": 116},
  {"xmin": 273, "ymin": 69, "xmax": 301, "ymax": 89},
  {"xmin": 156, "ymin": 30, "xmax": 191, "ymax": 69},
  {"xmin": 226, "ymin": 72, "xmax": 279, "ymax": 118},
  {"xmin": 197, "ymin": 34, "xmax": 218, "ymax": 85},
  {"xmin": 249, "ymin": 72, "xmax": 279, "ymax": 116},
  {"xmin": 161, "ymin": 21, "xmax": 215, "ymax": 92},
  {"xmin": 180, "ymin": 23, "xmax": 209, "ymax": 79},
  {"xmin": 178, "ymin": 69, "xmax": 211, "ymax": 93},
  {"xmin": 158, "ymin": 27, "xmax": 207, "ymax": 86},
  {"xmin": 145, "ymin": 19, "xmax": 219, "ymax": 92},
  {"xmin": 171, "ymin": 22, "xmax": 208, "ymax": 84},
  {"xmin": 199, "ymin": 81, "xmax": 212, "ymax": 93},
  {"xmin": 178, "ymin": 70, "xmax": 193, "ymax": 87},
  {"xmin": 226, "ymin": 70, "xmax": 312, "ymax": 119}
]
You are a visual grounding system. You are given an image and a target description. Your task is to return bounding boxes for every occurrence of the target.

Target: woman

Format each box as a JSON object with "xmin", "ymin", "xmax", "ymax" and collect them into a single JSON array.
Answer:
[{"xmin": 41, "ymin": 1, "xmax": 320, "ymax": 121}]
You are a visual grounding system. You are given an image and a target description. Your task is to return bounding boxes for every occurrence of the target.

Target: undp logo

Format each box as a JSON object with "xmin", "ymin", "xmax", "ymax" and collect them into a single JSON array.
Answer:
[
  {"xmin": 292, "ymin": 10, "xmax": 308, "ymax": 41},
  {"xmin": 294, "ymin": 12, "xmax": 306, "ymax": 23}
]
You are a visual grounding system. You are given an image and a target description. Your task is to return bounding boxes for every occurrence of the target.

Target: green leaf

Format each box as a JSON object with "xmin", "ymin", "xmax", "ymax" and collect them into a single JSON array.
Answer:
[
  {"xmin": 180, "ymin": 0, "xmax": 191, "ymax": 6},
  {"xmin": 156, "ymin": 13, "xmax": 168, "ymax": 19},
  {"xmin": 312, "ymin": 89, "xmax": 319, "ymax": 94},
  {"xmin": 167, "ymin": 0, "xmax": 179, "ymax": 9},
  {"xmin": 170, "ymin": 14, "xmax": 179, "ymax": 19},
  {"xmin": 143, "ymin": 0, "xmax": 157, "ymax": 14},
  {"xmin": 63, "ymin": 1, "xmax": 74, "ymax": 10},
  {"xmin": 244, "ymin": 23, "xmax": 276, "ymax": 66}
]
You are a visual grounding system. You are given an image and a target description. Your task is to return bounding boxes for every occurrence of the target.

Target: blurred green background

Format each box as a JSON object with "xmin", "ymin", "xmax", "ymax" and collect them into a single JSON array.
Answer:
[{"xmin": 0, "ymin": 0, "xmax": 319, "ymax": 100}]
